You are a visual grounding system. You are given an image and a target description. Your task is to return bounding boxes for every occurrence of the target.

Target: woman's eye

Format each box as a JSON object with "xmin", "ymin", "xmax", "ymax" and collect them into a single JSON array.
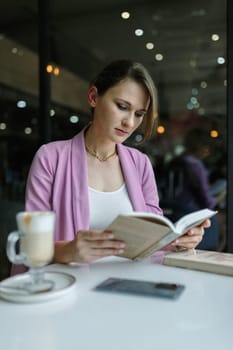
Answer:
[
  {"xmin": 135, "ymin": 112, "xmax": 145, "ymax": 118},
  {"xmin": 117, "ymin": 103, "xmax": 127, "ymax": 111}
]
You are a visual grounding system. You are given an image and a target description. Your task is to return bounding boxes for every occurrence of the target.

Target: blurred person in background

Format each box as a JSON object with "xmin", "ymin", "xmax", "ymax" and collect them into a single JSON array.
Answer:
[{"xmin": 162, "ymin": 128, "xmax": 224, "ymax": 250}]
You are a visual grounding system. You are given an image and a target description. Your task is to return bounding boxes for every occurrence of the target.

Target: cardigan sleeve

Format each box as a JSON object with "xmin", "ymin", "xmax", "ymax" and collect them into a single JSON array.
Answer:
[
  {"xmin": 25, "ymin": 145, "xmax": 54, "ymax": 211},
  {"xmin": 140, "ymin": 154, "xmax": 163, "ymax": 215},
  {"xmin": 118, "ymin": 143, "xmax": 163, "ymax": 215}
]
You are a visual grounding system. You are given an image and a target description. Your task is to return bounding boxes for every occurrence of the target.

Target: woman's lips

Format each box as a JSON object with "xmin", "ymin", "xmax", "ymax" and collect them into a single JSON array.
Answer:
[{"xmin": 115, "ymin": 128, "xmax": 129, "ymax": 136}]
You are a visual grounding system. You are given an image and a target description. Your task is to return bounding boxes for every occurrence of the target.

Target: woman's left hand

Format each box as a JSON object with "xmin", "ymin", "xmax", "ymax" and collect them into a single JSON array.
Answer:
[{"xmin": 172, "ymin": 219, "xmax": 211, "ymax": 250}]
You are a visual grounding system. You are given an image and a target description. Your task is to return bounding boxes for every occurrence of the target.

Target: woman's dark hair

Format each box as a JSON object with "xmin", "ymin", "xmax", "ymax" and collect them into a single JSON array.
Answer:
[{"xmin": 90, "ymin": 59, "xmax": 158, "ymax": 142}]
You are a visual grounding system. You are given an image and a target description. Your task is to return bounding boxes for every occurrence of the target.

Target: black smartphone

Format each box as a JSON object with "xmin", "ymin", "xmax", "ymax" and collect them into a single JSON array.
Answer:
[{"xmin": 94, "ymin": 277, "xmax": 185, "ymax": 299}]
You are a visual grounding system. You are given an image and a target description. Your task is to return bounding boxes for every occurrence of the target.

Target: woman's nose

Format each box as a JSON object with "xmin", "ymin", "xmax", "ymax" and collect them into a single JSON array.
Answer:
[{"xmin": 122, "ymin": 113, "xmax": 135, "ymax": 127}]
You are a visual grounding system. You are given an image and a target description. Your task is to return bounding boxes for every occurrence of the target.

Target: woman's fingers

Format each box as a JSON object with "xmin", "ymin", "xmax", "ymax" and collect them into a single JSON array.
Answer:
[
  {"xmin": 172, "ymin": 225, "xmax": 206, "ymax": 249},
  {"xmin": 79, "ymin": 230, "xmax": 114, "ymax": 241},
  {"xmin": 90, "ymin": 239, "xmax": 125, "ymax": 250},
  {"xmin": 86, "ymin": 246, "xmax": 125, "ymax": 258},
  {"xmin": 72, "ymin": 230, "xmax": 126, "ymax": 263},
  {"xmin": 199, "ymin": 219, "xmax": 211, "ymax": 228},
  {"xmin": 78, "ymin": 230, "xmax": 125, "ymax": 249}
]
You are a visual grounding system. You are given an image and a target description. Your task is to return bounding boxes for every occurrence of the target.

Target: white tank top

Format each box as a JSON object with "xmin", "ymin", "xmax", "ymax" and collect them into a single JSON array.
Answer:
[{"xmin": 88, "ymin": 184, "xmax": 133, "ymax": 230}]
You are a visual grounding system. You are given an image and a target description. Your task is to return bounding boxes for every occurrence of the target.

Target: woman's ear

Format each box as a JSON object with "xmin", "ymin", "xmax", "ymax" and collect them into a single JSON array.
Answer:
[{"xmin": 87, "ymin": 86, "xmax": 98, "ymax": 107}]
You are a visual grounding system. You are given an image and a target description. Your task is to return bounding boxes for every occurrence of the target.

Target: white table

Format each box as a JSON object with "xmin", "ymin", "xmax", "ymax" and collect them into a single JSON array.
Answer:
[{"xmin": 0, "ymin": 257, "xmax": 233, "ymax": 350}]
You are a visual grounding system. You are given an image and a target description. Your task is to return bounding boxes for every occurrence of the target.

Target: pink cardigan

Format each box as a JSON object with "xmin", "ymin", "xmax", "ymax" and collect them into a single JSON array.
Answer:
[
  {"xmin": 25, "ymin": 127, "xmax": 162, "ymax": 241},
  {"xmin": 12, "ymin": 127, "xmax": 162, "ymax": 274}
]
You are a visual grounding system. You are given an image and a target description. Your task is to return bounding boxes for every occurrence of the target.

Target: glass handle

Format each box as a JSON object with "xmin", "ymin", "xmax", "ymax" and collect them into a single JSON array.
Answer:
[{"xmin": 6, "ymin": 231, "xmax": 25, "ymax": 264}]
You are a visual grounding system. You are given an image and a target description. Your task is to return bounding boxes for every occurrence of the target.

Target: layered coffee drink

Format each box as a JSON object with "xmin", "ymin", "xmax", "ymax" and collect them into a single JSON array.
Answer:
[
  {"xmin": 20, "ymin": 232, "xmax": 54, "ymax": 267},
  {"xmin": 16, "ymin": 212, "xmax": 55, "ymax": 267},
  {"xmin": 7, "ymin": 211, "xmax": 56, "ymax": 293}
]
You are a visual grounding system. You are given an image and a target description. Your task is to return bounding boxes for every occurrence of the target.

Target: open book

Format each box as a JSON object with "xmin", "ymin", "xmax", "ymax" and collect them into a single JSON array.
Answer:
[
  {"xmin": 163, "ymin": 249, "xmax": 233, "ymax": 276},
  {"xmin": 106, "ymin": 208, "xmax": 217, "ymax": 260}
]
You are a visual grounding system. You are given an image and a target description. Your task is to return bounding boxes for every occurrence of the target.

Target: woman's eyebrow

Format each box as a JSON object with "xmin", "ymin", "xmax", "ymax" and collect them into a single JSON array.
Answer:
[{"xmin": 117, "ymin": 98, "xmax": 148, "ymax": 111}]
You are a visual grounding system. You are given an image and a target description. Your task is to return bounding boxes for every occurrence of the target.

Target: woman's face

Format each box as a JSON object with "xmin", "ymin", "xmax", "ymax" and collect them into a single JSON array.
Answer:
[{"xmin": 88, "ymin": 78, "xmax": 150, "ymax": 143}]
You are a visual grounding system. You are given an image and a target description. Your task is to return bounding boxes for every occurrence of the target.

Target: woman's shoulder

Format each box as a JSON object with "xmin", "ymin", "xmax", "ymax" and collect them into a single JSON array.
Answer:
[
  {"xmin": 119, "ymin": 143, "xmax": 148, "ymax": 160},
  {"xmin": 118, "ymin": 144, "xmax": 152, "ymax": 175},
  {"xmin": 37, "ymin": 131, "xmax": 83, "ymax": 156},
  {"xmin": 37, "ymin": 138, "xmax": 73, "ymax": 156}
]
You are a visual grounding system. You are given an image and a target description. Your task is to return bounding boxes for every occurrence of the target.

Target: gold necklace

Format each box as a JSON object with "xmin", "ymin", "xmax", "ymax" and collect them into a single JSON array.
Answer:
[{"xmin": 85, "ymin": 144, "xmax": 117, "ymax": 162}]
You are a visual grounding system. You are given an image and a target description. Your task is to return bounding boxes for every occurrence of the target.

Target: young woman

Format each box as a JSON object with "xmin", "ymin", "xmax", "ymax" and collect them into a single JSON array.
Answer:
[{"xmin": 24, "ymin": 60, "xmax": 209, "ymax": 265}]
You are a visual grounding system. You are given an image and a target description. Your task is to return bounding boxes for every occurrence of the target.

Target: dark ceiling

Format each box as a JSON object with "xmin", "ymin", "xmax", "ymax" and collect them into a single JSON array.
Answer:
[{"xmin": 0, "ymin": 0, "xmax": 227, "ymax": 120}]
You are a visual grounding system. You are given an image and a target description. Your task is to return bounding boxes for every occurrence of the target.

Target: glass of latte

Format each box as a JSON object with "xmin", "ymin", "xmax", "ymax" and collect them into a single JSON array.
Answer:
[{"xmin": 7, "ymin": 211, "xmax": 56, "ymax": 292}]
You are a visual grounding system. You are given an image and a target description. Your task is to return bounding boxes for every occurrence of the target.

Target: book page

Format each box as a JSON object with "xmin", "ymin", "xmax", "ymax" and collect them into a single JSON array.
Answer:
[
  {"xmin": 126, "ymin": 212, "xmax": 175, "ymax": 231},
  {"xmin": 107, "ymin": 216, "xmax": 171, "ymax": 259},
  {"xmin": 175, "ymin": 209, "xmax": 217, "ymax": 233}
]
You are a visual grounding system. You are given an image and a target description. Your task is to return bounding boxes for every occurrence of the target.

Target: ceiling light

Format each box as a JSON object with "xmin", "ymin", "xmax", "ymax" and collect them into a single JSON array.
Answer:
[
  {"xmin": 53, "ymin": 67, "xmax": 60, "ymax": 76},
  {"xmin": 224, "ymin": 80, "xmax": 227, "ymax": 86},
  {"xmin": 198, "ymin": 108, "xmax": 205, "ymax": 116},
  {"xmin": 24, "ymin": 127, "xmax": 32, "ymax": 135},
  {"xmin": 0, "ymin": 123, "xmax": 6, "ymax": 130},
  {"xmin": 46, "ymin": 64, "xmax": 53, "ymax": 73},
  {"xmin": 200, "ymin": 81, "xmax": 207, "ymax": 88},
  {"xmin": 211, "ymin": 34, "xmax": 220, "ymax": 41},
  {"xmin": 190, "ymin": 97, "xmax": 198, "ymax": 104},
  {"xmin": 135, "ymin": 29, "xmax": 144, "ymax": 36},
  {"xmin": 187, "ymin": 102, "xmax": 193, "ymax": 110},
  {"xmin": 157, "ymin": 125, "xmax": 165, "ymax": 134},
  {"xmin": 146, "ymin": 42, "xmax": 154, "ymax": 50},
  {"xmin": 155, "ymin": 53, "xmax": 163, "ymax": 61},
  {"xmin": 50, "ymin": 109, "xmax": 56, "ymax": 116},
  {"xmin": 217, "ymin": 56, "xmax": 225, "ymax": 64},
  {"xmin": 210, "ymin": 130, "xmax": 219, "ymax": 138},
  {"xmin": 70, "ymin": 115, "xmax": 79, "ymax": 123},
  {"xmin": 135, "ymin": 134, "xmax": 143, "ymax": 142},
  {"xmin": 17, "ymin": 100, "xmax": 27, "ymax": 108},
  {"xmin": 11, "ymin": 47, "xmax": 18, "ymax": 54},
  {"xmin": 121, "ymin": 11, "xmax": 130, "ymax": 19}
]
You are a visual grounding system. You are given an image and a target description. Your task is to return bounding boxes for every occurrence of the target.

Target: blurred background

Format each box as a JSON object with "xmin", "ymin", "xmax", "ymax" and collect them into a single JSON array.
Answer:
[{"xmin": 0, "ymin": 0, "xmax": 229, "ymax": 279}]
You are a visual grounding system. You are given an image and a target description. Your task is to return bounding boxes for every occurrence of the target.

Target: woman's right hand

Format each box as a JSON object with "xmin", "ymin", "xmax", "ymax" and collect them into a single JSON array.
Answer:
[{"xmin": 54, "ymin": 230, "xmax": 125, "ymax": 264}]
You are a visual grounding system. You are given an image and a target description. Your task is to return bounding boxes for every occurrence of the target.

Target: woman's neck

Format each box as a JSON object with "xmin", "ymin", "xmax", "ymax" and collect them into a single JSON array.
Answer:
[{"xmin": 85, "ymin": 126, "xmax": 117, "ymax": 161}]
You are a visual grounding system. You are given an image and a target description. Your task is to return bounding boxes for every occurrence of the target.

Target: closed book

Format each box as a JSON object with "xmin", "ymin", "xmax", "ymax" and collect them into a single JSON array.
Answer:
[{"xmin": 163, "ymin": 249, "xmax": 233, "ymax": 276}]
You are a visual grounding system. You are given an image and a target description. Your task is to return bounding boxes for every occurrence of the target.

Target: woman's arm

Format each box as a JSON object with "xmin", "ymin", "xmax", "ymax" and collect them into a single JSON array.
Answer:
[
  {"xmin": 25, "ymin": 145, "xmax": 54, "ymax": 211},
  {"xmin": 53, "ymin": 230, "xmax": 126, "ymax": 264}
]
